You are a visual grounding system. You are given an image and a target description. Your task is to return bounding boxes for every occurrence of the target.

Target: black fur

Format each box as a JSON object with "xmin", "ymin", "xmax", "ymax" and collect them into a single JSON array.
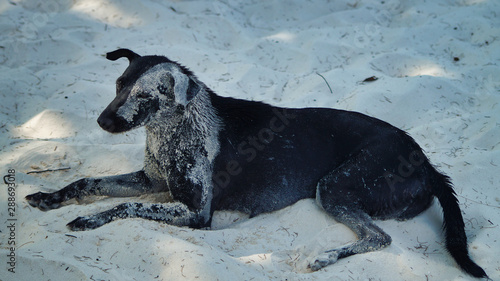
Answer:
[{"xmin": 26, "ymin": 49, "xmax": 487, "ymax": 278}]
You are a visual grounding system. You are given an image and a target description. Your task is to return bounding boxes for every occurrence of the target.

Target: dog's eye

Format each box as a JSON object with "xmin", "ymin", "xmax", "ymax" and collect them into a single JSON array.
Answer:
[
  {"xmin": 116, "ymin": 78, "xmax": 124, "ymax": 91},
  {"xmin": 158, "ymin": 84, "xmax": 169, "ymax": 95},
  {"xmin": 136, "ymin": 92, "xmax": 149, "ymax": 99}
]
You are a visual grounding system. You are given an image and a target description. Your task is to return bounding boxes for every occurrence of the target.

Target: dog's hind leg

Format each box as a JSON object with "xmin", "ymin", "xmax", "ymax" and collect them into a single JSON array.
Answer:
[
  {"xmin": 310, "ymin": 149, "xmax": 393, "ymax": 271},
  {"xmin": 309, "ymin": 206, "xmax": 392, "ymax": 271},
  {"xmin": 26, "ymin": 170, "xmax": 161, "ymax": 211}
]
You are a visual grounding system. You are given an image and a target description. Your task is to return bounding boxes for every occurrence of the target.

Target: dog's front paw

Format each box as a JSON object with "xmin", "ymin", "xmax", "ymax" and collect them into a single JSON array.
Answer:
[
  {"xmin": 25, "ymin": 192, "xmax": 61, "ymax": 211},
  {"xmin": 309, "ymin": 251, "xmax": 339, "ymax": 271},
  {"xmin": 67, "ymin": 216, "xmax": 105, "ymax": 231}
]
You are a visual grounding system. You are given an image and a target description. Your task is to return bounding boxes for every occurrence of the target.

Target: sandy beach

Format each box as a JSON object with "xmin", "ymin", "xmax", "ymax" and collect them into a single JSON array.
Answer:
[{"xmin": 0, "ymin": 0, "xmax": 499, "ymax": 280}]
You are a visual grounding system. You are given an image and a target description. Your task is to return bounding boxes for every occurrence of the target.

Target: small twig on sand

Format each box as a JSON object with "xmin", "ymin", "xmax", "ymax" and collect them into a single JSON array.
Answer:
[
  {"xmin": 316, "ymin": 72, "xmax": 333, "ymax": 94},
  {"xmin": 27, "ymin": 167, "xmax": 71, "ymax": 174}
]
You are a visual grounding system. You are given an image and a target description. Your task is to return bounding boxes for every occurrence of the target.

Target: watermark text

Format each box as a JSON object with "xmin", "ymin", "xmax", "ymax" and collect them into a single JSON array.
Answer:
[{"xmin": 4, "ymin": 169, "xmax": 17, "ymax": 273}]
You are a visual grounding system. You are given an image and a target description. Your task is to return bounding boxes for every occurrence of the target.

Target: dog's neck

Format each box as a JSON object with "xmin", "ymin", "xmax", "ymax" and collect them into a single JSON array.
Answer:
[
  {"xmin": 144, "ymin": 88, "xmax": 221, "ymax": 221},
  {"xmin": 144, "ymin": 88, "xmax": 221, "ymax": 176},
  {"xmin": 145, "ymin": 89, "xmax": 221, "ymax": 142}
]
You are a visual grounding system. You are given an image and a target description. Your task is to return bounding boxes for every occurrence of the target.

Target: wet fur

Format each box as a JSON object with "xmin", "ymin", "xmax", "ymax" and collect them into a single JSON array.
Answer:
[{"xmin": 26, "ymin": 49, "xmax": 486, "ymax": 278}]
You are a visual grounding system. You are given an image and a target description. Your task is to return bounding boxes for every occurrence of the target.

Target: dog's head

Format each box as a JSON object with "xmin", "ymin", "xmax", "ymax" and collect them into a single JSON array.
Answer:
[{"xmin": 97, "ymin": 49, "xmax": 201, "ymax": 133}]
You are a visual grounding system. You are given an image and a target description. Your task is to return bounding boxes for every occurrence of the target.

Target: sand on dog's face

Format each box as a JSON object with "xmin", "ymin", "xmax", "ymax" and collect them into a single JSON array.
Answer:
[{"xmin": 1, "ymin": 0, "xmax": 497, "ymax": 280}]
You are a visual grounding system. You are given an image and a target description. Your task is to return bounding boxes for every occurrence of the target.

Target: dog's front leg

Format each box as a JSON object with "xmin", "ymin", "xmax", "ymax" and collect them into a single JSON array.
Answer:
[
  {"xmin": 26, "ymin": 170, "xmax": 161, "ymax": 211},
  {"xmin": 67, "ymin": 202, "xmax": 204, "ymax": 231}
]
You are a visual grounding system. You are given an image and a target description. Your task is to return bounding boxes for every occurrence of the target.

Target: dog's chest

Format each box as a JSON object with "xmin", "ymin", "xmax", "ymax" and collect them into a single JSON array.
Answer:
[{"xmin": 144, "ymin": 122, "xmax": 218, "ymax": 186}]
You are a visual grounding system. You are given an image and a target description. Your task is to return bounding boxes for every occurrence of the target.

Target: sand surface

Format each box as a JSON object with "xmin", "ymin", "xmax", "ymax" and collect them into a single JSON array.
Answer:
[{"xmin": 0, "ymin": 0, "xmax": 499, "ymax": 280}]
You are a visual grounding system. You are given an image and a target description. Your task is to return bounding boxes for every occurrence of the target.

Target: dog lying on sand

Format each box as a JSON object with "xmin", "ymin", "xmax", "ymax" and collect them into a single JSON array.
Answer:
[{"xmin": 26, "ymin": 49, "xmax": 487, "ymax": 278}]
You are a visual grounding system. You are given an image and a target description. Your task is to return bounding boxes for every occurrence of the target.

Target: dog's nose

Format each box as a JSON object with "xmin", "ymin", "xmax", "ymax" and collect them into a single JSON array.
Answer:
[{"xmin": 97, "ymin": 116, "xmax": 115, "ymax": 131}]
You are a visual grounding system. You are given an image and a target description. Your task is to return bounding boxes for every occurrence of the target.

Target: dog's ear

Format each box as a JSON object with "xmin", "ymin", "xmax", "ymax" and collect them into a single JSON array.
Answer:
[{"xmin": 106, "ymin": 49, "xmax": 141, "ymax": 64}]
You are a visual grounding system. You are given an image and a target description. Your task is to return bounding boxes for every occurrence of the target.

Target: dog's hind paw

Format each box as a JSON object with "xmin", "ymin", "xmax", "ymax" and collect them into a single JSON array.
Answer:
[
  {"xmin": 309, "ymin": 251, "xmax": 339, "ymax": 271},
  {"xmin": 25, "ymin": 192, "xmax": 61, "ymax": 211}
]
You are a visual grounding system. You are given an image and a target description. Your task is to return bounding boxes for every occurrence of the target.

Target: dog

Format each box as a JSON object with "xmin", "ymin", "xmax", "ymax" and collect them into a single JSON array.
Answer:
[{"xmin": 26, "ymin": 49, "xmax": 487, "ymax": 278}]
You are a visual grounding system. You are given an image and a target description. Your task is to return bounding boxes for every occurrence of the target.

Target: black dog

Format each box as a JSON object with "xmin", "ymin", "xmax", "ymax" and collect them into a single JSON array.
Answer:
[{"xmin": 26, "ymin": 49, "xmax": 487, "ymax": 278}]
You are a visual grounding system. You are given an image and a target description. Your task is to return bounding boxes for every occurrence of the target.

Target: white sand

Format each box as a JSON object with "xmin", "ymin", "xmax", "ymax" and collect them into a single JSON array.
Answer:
[{"xmin": 1, "ymin": 0, "xmax": 499, "ymax": 280}]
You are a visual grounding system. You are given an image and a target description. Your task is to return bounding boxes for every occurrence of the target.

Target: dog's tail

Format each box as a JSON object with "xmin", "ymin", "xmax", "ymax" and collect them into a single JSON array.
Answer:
[{"xmin": 431, "ymin": 169, "xmax": 487, "ymax": 278}]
